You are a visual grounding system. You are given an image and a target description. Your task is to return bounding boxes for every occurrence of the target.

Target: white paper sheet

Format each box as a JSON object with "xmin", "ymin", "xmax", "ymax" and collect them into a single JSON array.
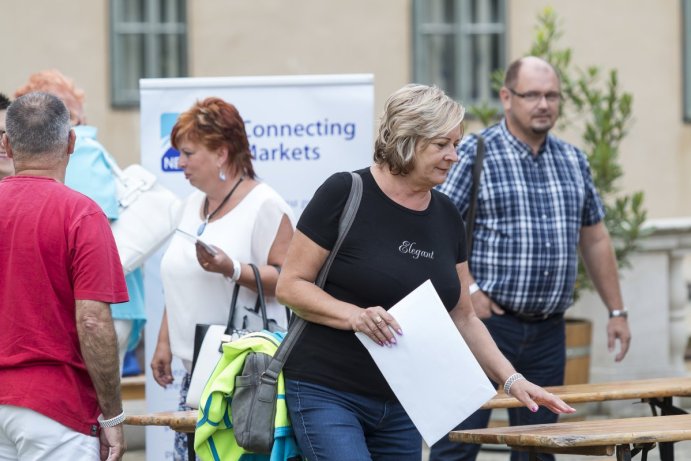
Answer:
[{"xmin": 355, "ymin": 279, "xmax": 496, "ymax": 446}]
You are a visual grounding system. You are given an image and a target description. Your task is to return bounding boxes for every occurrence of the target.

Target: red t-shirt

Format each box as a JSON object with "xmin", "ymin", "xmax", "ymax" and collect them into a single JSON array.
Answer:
[{"xmin": 0, "ymin": 176, "xmax": 129, "ymax": 436}]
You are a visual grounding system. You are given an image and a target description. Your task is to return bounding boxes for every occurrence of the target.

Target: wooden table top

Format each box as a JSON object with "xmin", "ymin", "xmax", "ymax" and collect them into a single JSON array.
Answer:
[
  {"xmin": 449, "ymin": 414, "xmax": 691, "ymax": 456},
  {"xmin": 124, "ymin": 376, "xmax": 691, "ymax": 434},
  {"xmin": 482, "ymin": 376, "xmax": 691, "ymax": 409},
  {"xmin": 125, "ymin": 411, "xmax": 196, "ymax": 433}
]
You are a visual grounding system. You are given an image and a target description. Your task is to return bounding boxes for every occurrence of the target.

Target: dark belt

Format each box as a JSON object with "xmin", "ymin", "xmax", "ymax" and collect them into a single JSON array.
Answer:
[{"xmin": 502, "ymin": 309, "xmax": 564, "ymax": 323}]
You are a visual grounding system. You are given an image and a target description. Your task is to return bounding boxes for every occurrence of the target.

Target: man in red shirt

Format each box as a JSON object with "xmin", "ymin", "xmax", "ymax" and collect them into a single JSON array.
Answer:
[{"xmin": 0, "ymin": 92, "xmax": 129, "ymax": 460}]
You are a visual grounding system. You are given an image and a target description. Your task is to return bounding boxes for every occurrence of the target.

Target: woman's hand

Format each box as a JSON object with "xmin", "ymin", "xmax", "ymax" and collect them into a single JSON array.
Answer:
[
  {"xmin": 507, "ymin": 379, "xmax": 577, "ymax": 415},
  {"xmin": 195, "ymin": 242, "xmax": 230, "ymax": 274},
  {"xmin": 151, "ymin": 340, "xmax": 173, "ymax": 388},
  {"xmin": 350, "ymin": 307, "xmax": 403, "ymax": 347}
]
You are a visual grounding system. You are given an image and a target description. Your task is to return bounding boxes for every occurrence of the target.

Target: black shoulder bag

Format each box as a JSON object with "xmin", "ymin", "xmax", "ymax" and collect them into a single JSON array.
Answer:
[{"xmin": 230, "ymin": 171, "xmax": 363, "ymax": 454}]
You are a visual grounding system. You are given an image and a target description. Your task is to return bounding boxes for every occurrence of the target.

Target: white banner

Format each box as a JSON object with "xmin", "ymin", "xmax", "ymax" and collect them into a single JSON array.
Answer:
[{"xmin": 139, "ymin": 74, "xmax": 374, "ymax": 460}]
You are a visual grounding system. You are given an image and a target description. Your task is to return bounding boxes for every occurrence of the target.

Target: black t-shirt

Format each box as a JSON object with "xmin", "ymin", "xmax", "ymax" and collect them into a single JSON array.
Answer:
[{"xmin": 283, "ymin": 168, "xmax": 467, "ymax": 399}]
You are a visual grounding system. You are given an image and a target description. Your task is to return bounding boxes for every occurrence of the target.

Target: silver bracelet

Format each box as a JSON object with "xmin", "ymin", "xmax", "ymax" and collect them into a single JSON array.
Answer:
[
  {"xmin": 98, "ymin": 411, "xmax": 125, "ymax": 428},
  {"xmin": 504, "ymin": 373, "xmax": 525, "ymax": 396},
  {"xmin": 231, "ymin": 258, "xmax": 242, "ymax": 282}
]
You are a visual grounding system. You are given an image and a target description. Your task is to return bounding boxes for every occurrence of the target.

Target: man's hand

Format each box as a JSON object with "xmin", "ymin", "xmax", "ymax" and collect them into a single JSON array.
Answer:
[
  {"xmin": 579, "ymin": 223, "xmax": 631, "ymax": 362},
  {"xmin": 607, "ymin": 317, "xmax": 631, "ymax": 362},
  {"xmin": 471, "ymin": 290, "xmax": 505, "ymax": 319},
  {"xmin": 99, "ymin": 425, "xmax": 126, "ymax": 461}
]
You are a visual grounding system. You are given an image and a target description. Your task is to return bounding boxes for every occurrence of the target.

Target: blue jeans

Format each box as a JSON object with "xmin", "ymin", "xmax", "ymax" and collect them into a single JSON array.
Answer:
[
  {"xmin": 285, "ymin": 379, "xmax": 421, "ymax": 461},
  {"xmin": 429, "ymin": 313, "xmax": 566, "ymax": 461}
]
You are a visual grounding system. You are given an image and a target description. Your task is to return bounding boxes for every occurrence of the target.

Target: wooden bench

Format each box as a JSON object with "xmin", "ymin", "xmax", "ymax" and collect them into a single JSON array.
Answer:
[
  {"xmin": 482, "ymin": 376, "xmax": 691, "ymax": 415},
  {"xmin": 126, "ymin": 410, "xmax": 196, "ymax": 433},
  {"xmin": 450, "ymin": 413, "xmax": 691, "ymax": 461},
  {"xmin": 478, "ymin": 376, "xmax": 691, "ymax": 461},
  {"xmin": 124, "ymin": 376, "xmax": 691, "ymax": 457}
]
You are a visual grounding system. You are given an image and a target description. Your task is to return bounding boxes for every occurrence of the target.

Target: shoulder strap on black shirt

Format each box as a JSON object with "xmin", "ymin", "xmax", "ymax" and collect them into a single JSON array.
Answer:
[{"xmin": 263, "ymin": 171, "xmax": 362, "ymax": 381}]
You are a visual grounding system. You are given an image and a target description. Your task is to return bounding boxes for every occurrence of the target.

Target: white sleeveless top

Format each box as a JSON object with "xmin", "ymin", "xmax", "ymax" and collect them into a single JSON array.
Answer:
[{"xmin": 161, "ymin": 182, "xmax": 294, "ymax": 369}]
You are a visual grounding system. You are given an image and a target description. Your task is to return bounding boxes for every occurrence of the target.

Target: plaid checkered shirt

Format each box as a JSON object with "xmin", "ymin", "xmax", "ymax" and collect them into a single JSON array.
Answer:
[{"xmin": 437, "ymin": 120, "xmax": 605, "ymax": 313}]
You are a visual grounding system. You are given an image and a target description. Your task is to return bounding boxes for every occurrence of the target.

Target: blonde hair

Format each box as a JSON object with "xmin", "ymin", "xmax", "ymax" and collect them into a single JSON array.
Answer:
[
  {"xmin": 15, "ymin": 69, "xmax": 86, "ymax": 125},
  {"xmin": 373, "ymin": 84, "xmax": 465, "ymax": 175}
]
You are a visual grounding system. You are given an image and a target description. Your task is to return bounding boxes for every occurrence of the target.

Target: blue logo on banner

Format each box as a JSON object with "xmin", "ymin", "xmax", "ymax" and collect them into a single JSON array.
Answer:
[
  {"xmin": 161, "ymin": 146, "xmax": 180, "ymax": 172},
  {"xmin": 160, "ymin": 112, "xmax": 181, "ymax": 172}
]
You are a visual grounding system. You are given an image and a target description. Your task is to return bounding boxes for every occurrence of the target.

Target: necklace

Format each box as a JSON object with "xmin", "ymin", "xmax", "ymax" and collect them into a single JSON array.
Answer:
[{"xmin": 197, "ymin": 175, "xmax": 244, "ymax": 236}]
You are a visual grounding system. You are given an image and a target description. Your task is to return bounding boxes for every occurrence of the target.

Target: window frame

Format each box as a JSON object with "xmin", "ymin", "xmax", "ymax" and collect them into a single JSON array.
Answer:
[
  {"xmin": 109, "ymin": 0, "xmax": 188, "ymax": 108},
  {"xmin": 412, "ymin": 0, "xmax": 507, "ymax": 107}
]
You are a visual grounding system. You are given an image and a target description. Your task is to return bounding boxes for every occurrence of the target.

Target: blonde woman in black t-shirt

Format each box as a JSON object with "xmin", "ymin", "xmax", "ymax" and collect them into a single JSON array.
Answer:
[{"xmin": 276, "ymin": 84, "xmax": 575, "ymax": 461}]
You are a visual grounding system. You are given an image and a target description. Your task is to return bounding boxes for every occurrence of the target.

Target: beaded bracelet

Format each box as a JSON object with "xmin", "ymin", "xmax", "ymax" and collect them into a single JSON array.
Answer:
[
  {"xmin": 504, "ymin": 372, "xmax": 526, "ymax": 396},
  {"xmin": 98, "ymin": 411, "xmax": 125, "ymax": 428},
  {"xmin": 231, "ymin": 258, "xmax": 242, "ymax": 281}
]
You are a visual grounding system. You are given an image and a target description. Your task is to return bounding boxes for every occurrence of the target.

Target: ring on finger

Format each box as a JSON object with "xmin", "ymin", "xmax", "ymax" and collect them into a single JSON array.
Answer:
[{"xmin": 374, "ymin": 316, "xmax": 383, "ymax": 324}]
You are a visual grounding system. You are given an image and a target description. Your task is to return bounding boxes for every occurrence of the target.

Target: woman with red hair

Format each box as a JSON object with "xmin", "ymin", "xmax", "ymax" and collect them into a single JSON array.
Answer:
[{"xmin": 152, "ymin": 97, "xmax": 294, "ymax": 459}]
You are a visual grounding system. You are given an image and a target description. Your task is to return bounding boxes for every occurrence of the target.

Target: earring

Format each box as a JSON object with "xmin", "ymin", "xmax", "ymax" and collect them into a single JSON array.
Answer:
[{"xmin": 219, "ymin": 168, "xmax": 227, "ymax": 181}]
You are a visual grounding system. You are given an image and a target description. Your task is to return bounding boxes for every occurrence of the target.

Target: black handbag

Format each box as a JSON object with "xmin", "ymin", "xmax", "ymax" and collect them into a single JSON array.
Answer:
[
  {"xmin": 186, "ymin": 263, "xmax": 290, "ymax": 460},
  {"xmin": 187, "ymin": 263, "xmax": 286, "ymax": 409}
]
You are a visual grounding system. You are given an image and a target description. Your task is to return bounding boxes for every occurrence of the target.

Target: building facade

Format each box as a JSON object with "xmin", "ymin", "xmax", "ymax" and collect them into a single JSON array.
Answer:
[{"xmin": 1, "ymin": 0, "xmax": 688, "ymax": 220}]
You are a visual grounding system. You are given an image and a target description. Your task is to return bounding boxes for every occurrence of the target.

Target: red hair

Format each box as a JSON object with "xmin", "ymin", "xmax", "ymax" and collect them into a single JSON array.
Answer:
[
  {"xmin": 14, "ymin": 69, "xmax": 86, "ymax": 125},
  {"xmin": 171, "ymin": 97, "xmax": 255, "ymax": 179}
]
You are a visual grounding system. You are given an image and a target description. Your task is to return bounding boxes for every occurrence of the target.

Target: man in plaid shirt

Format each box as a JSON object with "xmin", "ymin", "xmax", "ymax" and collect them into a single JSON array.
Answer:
[{"xmin": 430, "ymin": 56, "xmax": 632, "ymax": 461}]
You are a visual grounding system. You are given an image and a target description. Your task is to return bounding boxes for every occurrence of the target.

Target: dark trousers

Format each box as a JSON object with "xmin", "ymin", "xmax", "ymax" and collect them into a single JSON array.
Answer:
[{"xmin": 429, "ymin": 312, "xmax": 566, "ymax": 461}]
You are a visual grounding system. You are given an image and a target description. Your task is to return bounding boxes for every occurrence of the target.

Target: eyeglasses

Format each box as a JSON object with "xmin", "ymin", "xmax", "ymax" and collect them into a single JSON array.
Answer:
[{"xmin": 508, "ymin": 88, "xmax": 563, "ymax": 104}]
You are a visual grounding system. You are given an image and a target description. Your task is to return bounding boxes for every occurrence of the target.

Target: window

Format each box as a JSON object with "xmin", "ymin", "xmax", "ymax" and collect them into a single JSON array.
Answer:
[
  {"xmin": 683, "ymin": 0, "xmax": 691, "ymax": 120},
  {"xmin": 110, "ymin": 0, "xmax": 188, "ymax": 107},
  {"xmin": 413, "ymin": 0, "xmax": 506, "ymax": 107}
]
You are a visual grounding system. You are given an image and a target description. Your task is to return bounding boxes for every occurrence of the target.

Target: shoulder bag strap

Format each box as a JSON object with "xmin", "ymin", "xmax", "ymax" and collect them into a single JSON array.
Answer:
[
  {"xmin": 466, "ymin": 134, "xmax": 485, "ymax": 255},
  {"xmin": 225, "ymin": 263, "xmax": 270, "ymax": 334},
  {"xmin": 224, "ymin": 283, "xmax": 242, "ymax": 335},
  {"xmin": 248, "ymin": 263, "xmax": 269, "ymax": 330},
  {"xmin": 315, "ymin": 172, "xmax": 362, "ymax": 289},
  {"xmin": 264, "ymin": 171, "xmax": 363, "ymax": 380}
]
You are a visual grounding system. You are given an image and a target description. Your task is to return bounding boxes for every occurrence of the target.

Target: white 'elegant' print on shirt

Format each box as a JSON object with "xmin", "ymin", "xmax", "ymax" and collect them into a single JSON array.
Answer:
[{"xmin": 398, "ymin": 241, "xmax": 435, "ymax": 260}]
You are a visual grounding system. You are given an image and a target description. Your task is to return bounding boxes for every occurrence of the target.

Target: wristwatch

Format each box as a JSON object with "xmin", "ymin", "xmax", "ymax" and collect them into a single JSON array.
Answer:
[
  {"xmin": 609, "ymin": 308, "xmax": 628, "ymax": 319},
  {"xmin": 469, "ymin": 283, "xmax": 481, "ymax": 295}
]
